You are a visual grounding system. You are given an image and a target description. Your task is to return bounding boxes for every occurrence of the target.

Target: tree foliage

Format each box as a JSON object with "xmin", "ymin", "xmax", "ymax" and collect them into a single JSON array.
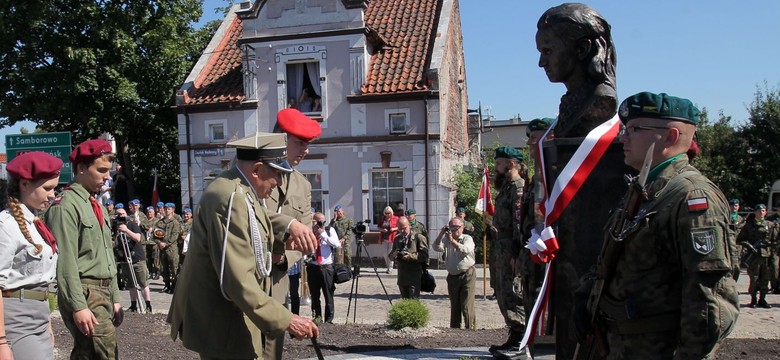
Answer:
[{"xmin": 0, "ymin": 0, "xmax": 214, "ymax": 206}]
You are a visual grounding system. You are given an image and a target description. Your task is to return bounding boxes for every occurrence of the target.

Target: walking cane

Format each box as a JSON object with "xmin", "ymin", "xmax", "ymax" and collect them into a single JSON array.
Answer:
[{"xmin": 311, "ymin": 336, "xmax": 325, "ymax": 360}]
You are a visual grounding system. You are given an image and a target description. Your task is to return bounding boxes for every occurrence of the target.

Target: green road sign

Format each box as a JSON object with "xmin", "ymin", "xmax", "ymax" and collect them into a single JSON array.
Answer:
[{"xmin": 6, "ymin": 132, "xmax": 73, "ymax": 183}]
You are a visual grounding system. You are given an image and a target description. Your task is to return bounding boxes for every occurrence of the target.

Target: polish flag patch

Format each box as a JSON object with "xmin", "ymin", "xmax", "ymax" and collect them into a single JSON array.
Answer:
[{"xmin": 687, "ymin": 197, "xmax": 709, "ymax": 212}]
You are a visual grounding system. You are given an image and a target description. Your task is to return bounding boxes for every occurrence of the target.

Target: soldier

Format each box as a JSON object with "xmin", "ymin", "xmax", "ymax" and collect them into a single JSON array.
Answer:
[
  {"xmin": 738, "ymin": 204, "xmax": 778, "ymax": 308},
  {"xmin": 577, "ymin": 92, "xmax": 739, "ymax": 358},
  {"xmin": 168, "ymin": 132, "xmax": 319, "ymax": 358},
  {"xmin": 105, "ymin": 199, "xmax": 115, "ymax": 218},
  {"xmin": 155, "ymin": 201, "xmax": 164, "ymax": 219},
  {"xmin": 406, "ymin": 208, "xmax": 428, "ymax": 239},
  {"xmin": 141, "ymin": 205, "xmax": 160, "ymax": 280},
  {"xmin": 44, "ymin": 139, "xmax": 124, "ymax": 359},
  {"xmin": 179, "ymin": 208, "xmax": 193, "ymax": 267},
  {"xmin": 729, "ymin": 199, "xmax": 745, "ymax": 281},
  {"xmin": 767, "ymin": 206, "xmax": 780, "ymax": 293},
  {"xmin": 329, "ymin": 204, "xmax": 354, "ymax": 267},
  {"xmin": 154, "ymin": 202, "xmax": 181, "ymax": 294},
  {"xmin": 264, "ymin": 108, "xmax": 320, "ymax": 360},
  {"xmin": 126, "ymin": 199, "xmax": 143, "ymax": 227},
  {"xmin": 455, "ymin": 207, "xmax": 474, "ymax": 236},
  {"xmin": 488, "ymin": 146, "xmax": 527, "ymax": 355}
]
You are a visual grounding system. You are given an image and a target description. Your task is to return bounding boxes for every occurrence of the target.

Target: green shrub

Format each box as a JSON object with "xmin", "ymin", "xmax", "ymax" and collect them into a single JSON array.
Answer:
[{"xmin": 387, "ymin": 299, "xmax": 429, "ymax": 330}]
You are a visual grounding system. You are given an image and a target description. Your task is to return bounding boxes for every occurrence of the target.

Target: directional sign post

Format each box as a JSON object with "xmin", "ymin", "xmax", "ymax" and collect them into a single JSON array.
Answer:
[{"xmin": 6, "ymin": 132, "xmax": 73, "ymax": 183}]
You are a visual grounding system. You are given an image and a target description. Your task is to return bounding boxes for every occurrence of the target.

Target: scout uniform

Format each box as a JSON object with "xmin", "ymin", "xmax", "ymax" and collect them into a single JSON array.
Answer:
[
  {"xmin": 263, "ymin": 108, "xmax": 322, "ymax": 360},
  {"xmin": 737, "ymin": 204, "xmax": 778, "ymax": 308},
  {"xmin": 329, "ymin": 204, "xmax": 355, "ymax": 267},
  {"xmin": 490, "ymin": 146, "xmax": 526, "ymax": 352},
  {"xmin": 593, "ymin": 92, "xmax": 739, "ymax": 359},
  {"xmin": 154, "ymin": 203, "xmax": 181, "ymax": 293},
  {"xmin": 0, "ymin": 152, "xmax": 62, "ymax": 359},
  {"xmin": 168, "ymin": 132, "xmax": 294, "ymax": 359},
  {"xmin": 44, "ymin": 139, "xmax": 123, "ymax": 359}
]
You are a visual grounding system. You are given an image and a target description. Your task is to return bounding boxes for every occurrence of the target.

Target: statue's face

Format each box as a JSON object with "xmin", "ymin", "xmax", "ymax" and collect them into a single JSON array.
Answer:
[{"xmin": 536, "ymin": 28, "xmax": 577, "ymax": 84}]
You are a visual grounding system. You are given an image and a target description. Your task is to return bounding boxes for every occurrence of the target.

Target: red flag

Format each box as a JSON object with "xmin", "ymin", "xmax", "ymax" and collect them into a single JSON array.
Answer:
[
  {"xmin": 475, "ymin": 168, "xmax": 495, "ymax": 216},
  {"xmin": 151, "ymin": 169, "xmax": 159, "ymax": 205}
]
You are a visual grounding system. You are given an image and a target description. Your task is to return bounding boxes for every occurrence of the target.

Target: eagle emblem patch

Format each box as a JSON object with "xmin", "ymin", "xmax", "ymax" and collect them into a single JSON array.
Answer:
[{"xmin": 691, "ymin": 229, "xmax": 715, "ymax": 255}]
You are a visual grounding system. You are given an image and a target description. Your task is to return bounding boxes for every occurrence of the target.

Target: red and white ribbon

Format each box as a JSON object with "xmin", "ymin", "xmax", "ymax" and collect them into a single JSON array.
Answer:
[{"xmin": 520, "ymin": 114, "xmax": 622, "ymax": 348}]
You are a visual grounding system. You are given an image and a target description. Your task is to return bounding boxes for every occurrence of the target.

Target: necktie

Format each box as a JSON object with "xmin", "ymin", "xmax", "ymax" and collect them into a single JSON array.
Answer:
[
  {"xmin": 89, "ymin": 196, "xmax": 104, "ymax": 228},
  {"xmin": 316, "ymin": 236, "xmax": 323, "ymax": 264},
  {"xmin": 34, "ymin": 219, "xmax": 58, "ymax": 253}
]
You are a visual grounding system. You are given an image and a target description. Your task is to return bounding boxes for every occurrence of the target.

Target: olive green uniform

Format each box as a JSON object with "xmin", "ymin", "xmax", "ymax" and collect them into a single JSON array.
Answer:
[
  {"xmin": 44, "ymin": 183, "xmax": 121, "ymax": 359},
  {"xmin": 737, "ymin": 217, "xmax": 778, "ymax": 299},
  {"xmin": 330, "ymin": 215, "xmax": 354, "ymax": 267},
  {"xmin": 140, "ymin": 215, "xmax": 160, "ymax": 279},
  {"xmin": 730, "ymin": 212, "xmax": 745, "ymax": 280},
  {"xmin": 461, "ymin": 219, "xmax": 475, "ymax": 236},
  {"xmin": 168, "ymin": 167, "xmax": 291, "ymax": 358},
  {"xmin": 596, "ymin": 156, "xmax": 739, "ymax": 359},
  {"xmin": 263, "ymin": 169, "xmax": 311, "ymax": 360},
  {"xmin": 392, "ymin": 231, "xmax": 429, "ymax": 298},
  {"xmin": 154, "ymin": 217, "xmax": 181, "ymax": 290},
  {"xmin": 492, "ymin": 175, "xmax": 526, "ymax": 333},
  {"xmin": 410, "ymin": 220, "xmax": 428, "ymax": 240}
]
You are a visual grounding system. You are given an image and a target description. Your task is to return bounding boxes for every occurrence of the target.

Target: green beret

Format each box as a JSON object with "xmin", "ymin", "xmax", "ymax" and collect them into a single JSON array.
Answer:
[
  {"xmin": 405, "ymin": 208, "xmax": 416, "ymax": 215},
  {"xmin": 618, "ymin": 92, "xmax": 700, "ymax": 125},
  {"xmin": 756, "ymin": 204, "xmax": 766, "ymax": 210},
  {"xmin": 729, "ymin": 199, "xmax": 740, "ymax": 205},
  {"xmin": 526, "ymin": 117, "xmax": 555, "ymax": 136},
  {"xmin": 494, "ymin": 146, "xmax": 524, "ymax": 162}
]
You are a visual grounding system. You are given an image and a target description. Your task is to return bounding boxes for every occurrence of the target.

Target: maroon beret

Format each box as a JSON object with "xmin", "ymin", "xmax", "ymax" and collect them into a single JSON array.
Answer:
[
  {"xmin": 276, "ymin": 108, "xmax": 322, "ymax": 142},
  {"xmin": 7, "ymin": 151, "xmax": 64, "ymax": 181},
  {"xmin": 69, "ymin": 139, "xmax": 112, "ymax": 164}
]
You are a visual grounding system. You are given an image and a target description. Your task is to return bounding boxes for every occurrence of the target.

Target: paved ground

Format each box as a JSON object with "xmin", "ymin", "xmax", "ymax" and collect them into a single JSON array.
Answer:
[{"xmin": 99, "ymin": 266, "xmax": 777, "ymax": 359}]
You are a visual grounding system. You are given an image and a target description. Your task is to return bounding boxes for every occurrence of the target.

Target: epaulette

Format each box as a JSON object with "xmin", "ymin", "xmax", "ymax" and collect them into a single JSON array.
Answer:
[{"xmin": 52, "ymin": 193, "xmax": 65, "ymax": 205}]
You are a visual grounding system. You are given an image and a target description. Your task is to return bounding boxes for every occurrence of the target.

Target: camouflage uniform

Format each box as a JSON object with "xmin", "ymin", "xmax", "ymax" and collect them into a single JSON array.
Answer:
[
  {"xmin": 729, "ymin": 211, "xmax": 744, "ymax": 280},
  {"xmin": 597, "ymin": 156, "xmax": 739, "ymax": 359},
  {"xmin": 410, "ymin": 219, "xmax": 428, "ymax": 240},
  {"xmin": 519, "ymin": 175, "xmax": 545, "ymax": 321},
  {"xmin": 737, "ymin": 216, "xmax": 778, "ymax": 305},
  {"xmin": 492, "ymin": 175, "xmax": 526, "ymax": 334},
  {"xmin": 154, "ymin": 217, "xmax": 181, "ymax": 291},
  {"xmin": 330, "ymin": 215, "xmax": 354, "ymax": 267},
  {"xmin": 461, "ymin": 219, "xmax": 475, "ymax": 236},
  {"xmin": 140, "ymin": 214, "xmax": 160, "ymax": 279}
]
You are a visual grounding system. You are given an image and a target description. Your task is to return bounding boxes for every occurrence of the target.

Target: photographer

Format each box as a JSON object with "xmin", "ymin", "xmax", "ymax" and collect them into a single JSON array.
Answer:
[
  {"xmin": 433, "ymin": 217, "xmax": 476, "ymax": 329},
  {"xmin": 307, "ymin": 212, "xmax": 341, "ymax": 323},
  {"xmin": 391, "ymin": 217, "xmax": 429, "ymax": 299},
  {"xmin": 114, "ymin": 208, "xmax": 152, "ymax": 313}
]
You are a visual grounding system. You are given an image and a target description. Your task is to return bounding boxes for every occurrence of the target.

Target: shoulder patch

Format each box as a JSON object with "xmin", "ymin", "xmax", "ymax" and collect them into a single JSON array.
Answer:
[
  {"xmin": 691, "ymin": 229, "xmax": 715, "ymax": 255},
  {"xmin": 687, "ymin": 197, "xmax": 708, "ymax": 212}
]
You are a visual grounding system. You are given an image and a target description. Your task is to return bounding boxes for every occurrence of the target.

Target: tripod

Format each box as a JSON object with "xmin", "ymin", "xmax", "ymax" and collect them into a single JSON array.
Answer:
[
  {"xmin": 345, "ymin": 235, "xmax": 393, "ymax": 324},
  {"xmin": 118, "ymin": 232, "xmax": 146, "ymax": 314}
]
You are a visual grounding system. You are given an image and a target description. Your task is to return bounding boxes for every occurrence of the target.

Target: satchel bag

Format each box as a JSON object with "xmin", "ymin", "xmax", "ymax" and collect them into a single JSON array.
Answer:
[
  {"xmin": 420, "ymin": 267, "xmax": 436, "ymax": 293},
  {"xmin": 333, "ymin": 263, "xmax": 352, "ymax": 284}
]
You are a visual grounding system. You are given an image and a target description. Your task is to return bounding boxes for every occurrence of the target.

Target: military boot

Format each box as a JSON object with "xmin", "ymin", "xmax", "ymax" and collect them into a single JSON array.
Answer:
[
  {"xmin": 749, "ymin": 294, "xmax": 757, "ymax": 308},
  {"xmin": 127, "ymin": 301, "xmax": 138, "ymax": 313},
  {"xmin": 489, "ymin": 330, "xmax": 523, "ymax": 354},
  {"xmin": 758, "ymin": 292, "xmax": 771, "ymax": 308}
]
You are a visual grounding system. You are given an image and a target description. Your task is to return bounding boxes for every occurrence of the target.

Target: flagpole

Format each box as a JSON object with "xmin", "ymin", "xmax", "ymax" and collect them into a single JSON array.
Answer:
[{"xmin": 483, "ymin": 207, "xmax": 487, "ymax": 299}]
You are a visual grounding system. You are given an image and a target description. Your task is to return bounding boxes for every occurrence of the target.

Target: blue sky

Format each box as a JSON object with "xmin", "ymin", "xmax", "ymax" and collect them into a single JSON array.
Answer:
[{"xmin": 3, "ymin": 0, "xmax": 778, "ymax": 152}]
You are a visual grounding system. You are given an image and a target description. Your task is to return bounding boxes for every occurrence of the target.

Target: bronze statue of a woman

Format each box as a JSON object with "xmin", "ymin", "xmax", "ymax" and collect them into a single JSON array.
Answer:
[{"xmin": 536, "ymin": 3, "xmax": 617, "ymax": 137}]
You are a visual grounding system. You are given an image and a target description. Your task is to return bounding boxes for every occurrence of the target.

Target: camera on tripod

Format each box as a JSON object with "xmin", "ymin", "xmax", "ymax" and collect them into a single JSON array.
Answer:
[{"xmin": 352, "ymin": 219, "xmax": 371, "ymax": 239}]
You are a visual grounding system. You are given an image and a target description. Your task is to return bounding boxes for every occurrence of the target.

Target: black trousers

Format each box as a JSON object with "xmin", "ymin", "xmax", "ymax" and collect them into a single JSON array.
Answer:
[
  {"xmin": 307, "ymin": 263, "xmax": 335, "ymax": 322},
  {"xmin": 289, "ymin": 273, "xmax": 301, "ymax": 315}
]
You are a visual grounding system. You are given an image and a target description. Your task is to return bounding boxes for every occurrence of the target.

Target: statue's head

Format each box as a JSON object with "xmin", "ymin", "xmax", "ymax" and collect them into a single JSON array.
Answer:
[{"xmin": 536, "ymin": 3, "xmax": 616, "ymax": 90}]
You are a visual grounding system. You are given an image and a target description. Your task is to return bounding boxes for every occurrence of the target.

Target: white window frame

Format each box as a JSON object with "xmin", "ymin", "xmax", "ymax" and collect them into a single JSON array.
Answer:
[
  {"xmin": 275, "ymin": 44, "xmax": 328, "ymax": 127},
  {"xmin": 385, "ymin": 108, "xmax": 410, "ymax": 134},
  {"xmin": 360, "ymin": 160, "xmax": 413, "ymax": 228},
  {"xmin": 204, "ymin": 119, "xmax": 227, "ymax": 143}
]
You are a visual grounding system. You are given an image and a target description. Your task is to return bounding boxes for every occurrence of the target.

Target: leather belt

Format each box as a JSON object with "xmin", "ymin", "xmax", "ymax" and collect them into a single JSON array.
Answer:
[
  {"xmin": 2, "ymin": 289, "xmax": 50, "ymax": 301},
  {"xmin": 80, "ymin": 278, "xmax": 113, "ymax": 287}
]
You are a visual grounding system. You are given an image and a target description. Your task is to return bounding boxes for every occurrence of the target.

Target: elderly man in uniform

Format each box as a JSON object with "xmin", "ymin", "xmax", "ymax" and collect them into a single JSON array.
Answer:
[
  {"xmin": 391, "ymin": 216, "xmax": 429, "ymax": 298},
  {"xmin": 488, "ymin": 146, "xmax": 527, "ymax": 355},
  {"xmin": 406, "ymin": 208, "xmax": 428, "ymax": 239},
  {"xmin": 578, "ymin": 92, "xmax": 739, "ymax": 359},
  {"xmin": 738, "ymin": 204, "xmax": 778, "ymax": 308},
  {"xmin": 45, "ymin": 139, "xmax": 124, "ymax": 359},
  {"xmin": 154, "ymin": 202, "xmax": 182, "ymax": 294},
  {"xmin": 168, "ymin": 132, "xmax": 319, "ymax": 359},
  {"xmin": 264, "ymin": 108, "xmax": 321, "ymax": 360},
  {"xmin": 329, "ymin": 204, "xmax": 354, "ymax": 267}
]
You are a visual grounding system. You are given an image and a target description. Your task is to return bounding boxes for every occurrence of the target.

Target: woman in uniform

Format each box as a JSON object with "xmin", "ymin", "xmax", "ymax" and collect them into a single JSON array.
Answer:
[{"xmin": 0, "ymin": 151, "xmax": 62, "ymax": 359}]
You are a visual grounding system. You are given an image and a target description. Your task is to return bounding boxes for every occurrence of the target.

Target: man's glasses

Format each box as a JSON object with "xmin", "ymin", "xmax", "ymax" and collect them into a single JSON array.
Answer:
[{"xmin": 624, "ymin": 125, "xmax": 670, "ymax": 134}]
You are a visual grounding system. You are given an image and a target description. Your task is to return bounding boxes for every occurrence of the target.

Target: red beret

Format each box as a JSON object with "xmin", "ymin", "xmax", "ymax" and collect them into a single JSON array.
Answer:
[
  {"xmin": 7, "ymin": 151, "xmax": 64, "ymax": 181},
  {"xmin": 69, "ymin": 139, "xmax": 112, "ymax": 164},
  {"xmin": 276, "ymin": 108, "xmax": 322, "ymax": 142}
]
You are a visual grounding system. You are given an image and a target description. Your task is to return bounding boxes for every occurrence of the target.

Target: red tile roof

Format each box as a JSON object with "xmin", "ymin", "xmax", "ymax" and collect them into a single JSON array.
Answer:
[
  {"xmin": 182, "ymin": 0, "xmax": 438, "ymax": 105},
  {"xmin": 362, "ymin": 0, "xmax": 438, "ymax": 94},
  {"xmin": 183, "ymin": 17, "xmax": 245, "ymax": 105}
]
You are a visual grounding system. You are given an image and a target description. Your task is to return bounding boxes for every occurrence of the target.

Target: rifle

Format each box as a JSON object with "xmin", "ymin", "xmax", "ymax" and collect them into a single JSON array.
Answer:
[{"xmin": 575, "ymin": 143, "xmax": 655, "ymax": 359}]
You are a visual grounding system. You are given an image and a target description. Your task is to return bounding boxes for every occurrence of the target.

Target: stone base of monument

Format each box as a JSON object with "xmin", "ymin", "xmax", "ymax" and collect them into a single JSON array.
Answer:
[{"xmin": 541, "ymin": 138, "xmax": 635, "ymax": 360}]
